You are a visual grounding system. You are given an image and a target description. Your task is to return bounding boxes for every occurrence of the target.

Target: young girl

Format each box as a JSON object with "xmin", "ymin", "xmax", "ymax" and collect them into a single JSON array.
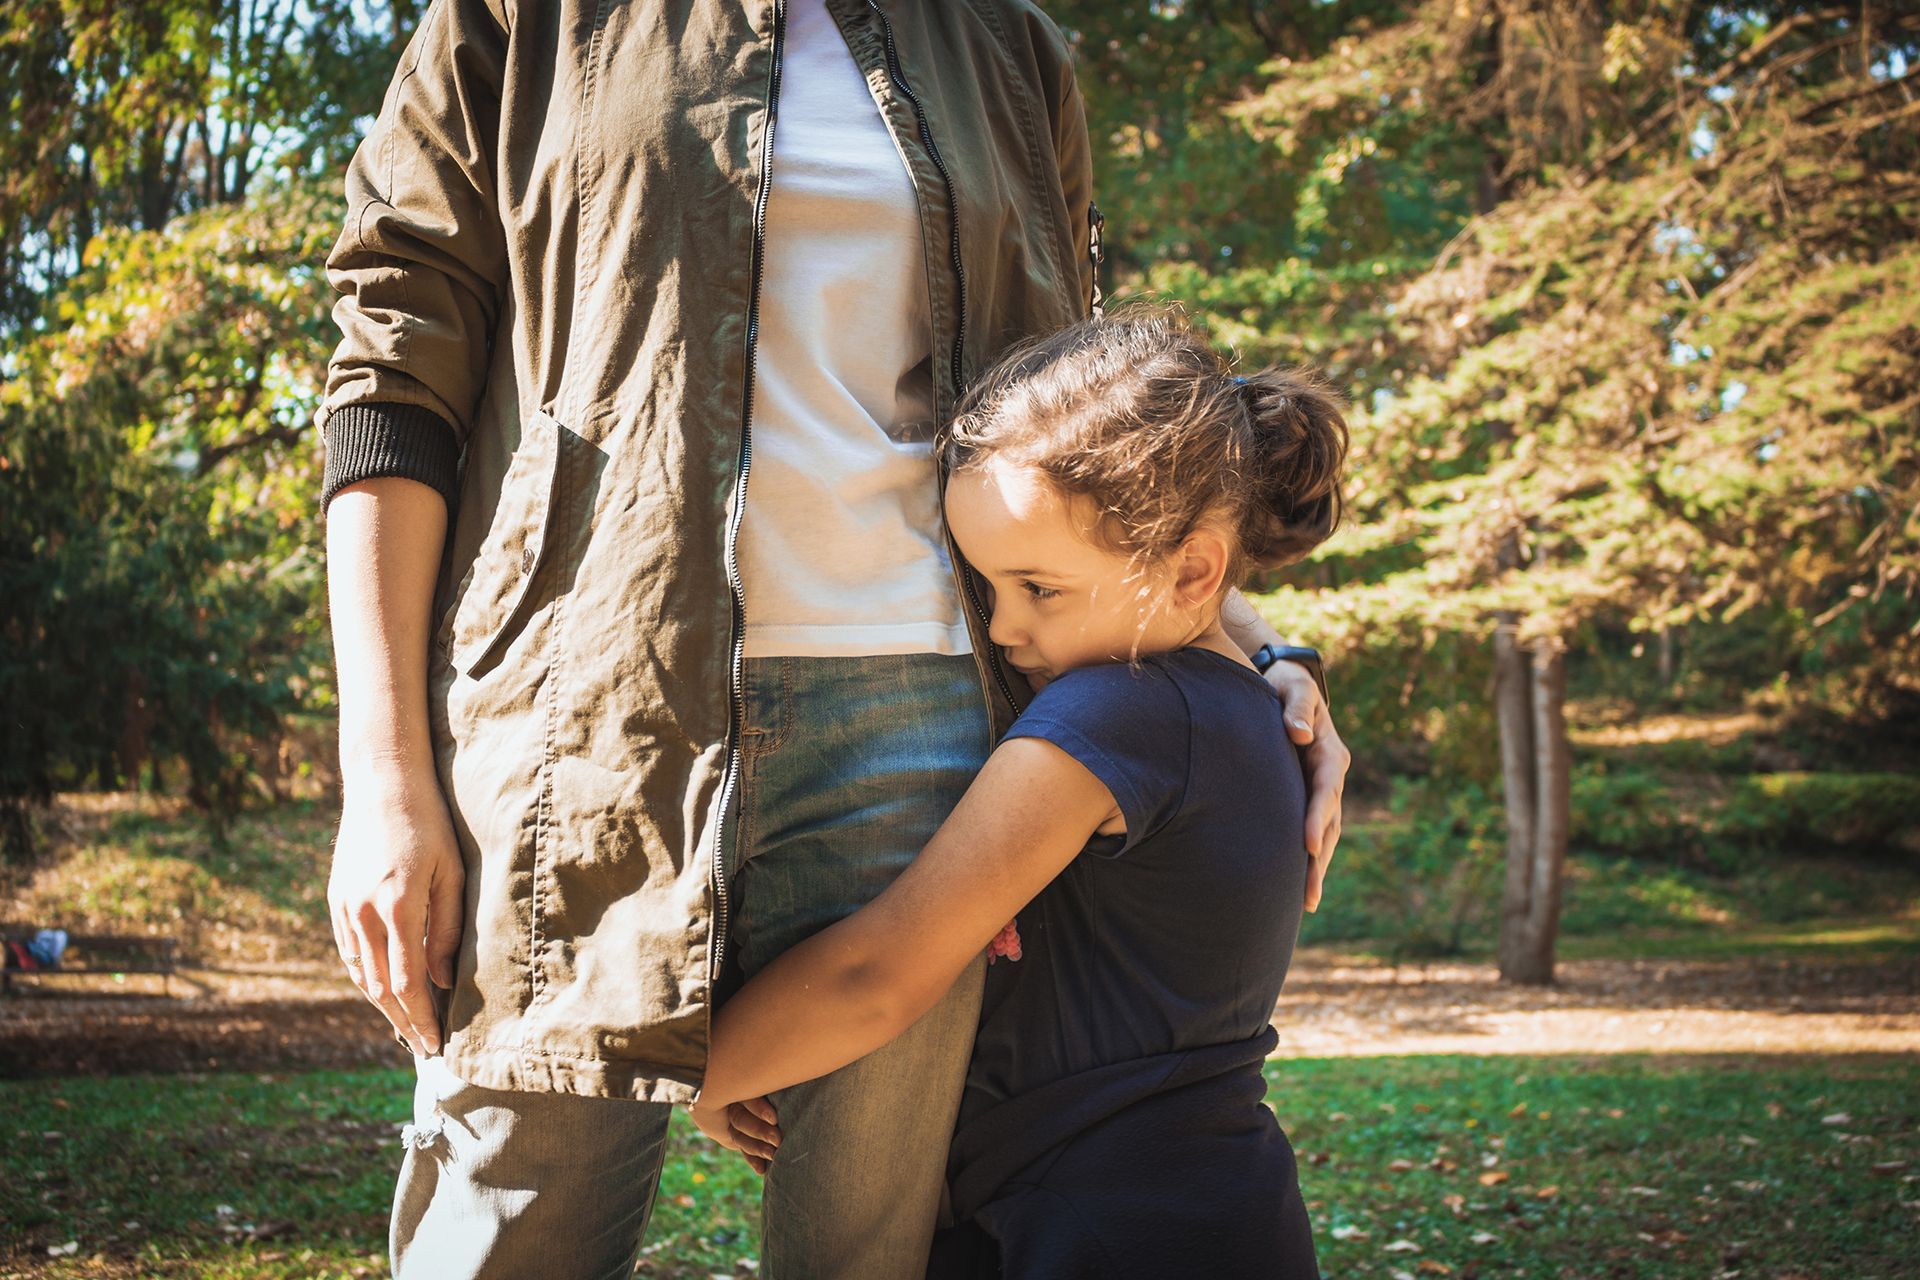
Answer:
[{"xmin": 688, "ymin": 304, "xmax": 1348, "ymax": 1278}]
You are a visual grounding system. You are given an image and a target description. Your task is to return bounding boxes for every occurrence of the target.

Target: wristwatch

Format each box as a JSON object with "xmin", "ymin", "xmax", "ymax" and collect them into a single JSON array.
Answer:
[{"xmin": 1249, "ymin": 643, "xmax": 1329, "ymax": 709}]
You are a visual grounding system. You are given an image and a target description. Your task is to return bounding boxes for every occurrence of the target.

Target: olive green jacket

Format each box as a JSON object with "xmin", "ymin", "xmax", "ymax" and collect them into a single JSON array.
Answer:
[{"xmin": 316, "ymin": 0, "xmax": 1098, "ymax": 1103}]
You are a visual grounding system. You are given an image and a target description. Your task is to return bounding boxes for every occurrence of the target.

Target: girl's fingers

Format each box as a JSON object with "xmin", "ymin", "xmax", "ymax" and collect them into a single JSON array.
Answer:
[
  {"xmin": 746, "ymin": 1153, "xmax": 770, "ymax": 1177},
  {"xmin": 728, "ymin": 1102, "xmax": 782, "ymax": 1154},
  {"xmin": 738, "ymin": 1095, "xmax": 779, "ymax": 1127}
]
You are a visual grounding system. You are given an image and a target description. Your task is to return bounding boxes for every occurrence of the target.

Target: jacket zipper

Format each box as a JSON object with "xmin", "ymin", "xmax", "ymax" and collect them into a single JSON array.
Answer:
[
  {"xmin": 711, "ymin": 0, "xmax": 787, "ymax": 988},
  {"xmin": 1088, "ymin": 200, "xmax": 1106, "ymax": 318},
  {"xmin": 865, "ymin": 0, "xmax": 1020, "ymax": 717}
]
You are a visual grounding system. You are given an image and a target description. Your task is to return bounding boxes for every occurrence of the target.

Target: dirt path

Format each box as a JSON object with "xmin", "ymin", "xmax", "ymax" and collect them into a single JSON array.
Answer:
[
  {"xmin": 1270, "ymin": 948, "xmax": 1920, "ymax": 1058},
  {"xmin": 4, "ymin": 946, "xmax": 1914, "ymax": 1079}
]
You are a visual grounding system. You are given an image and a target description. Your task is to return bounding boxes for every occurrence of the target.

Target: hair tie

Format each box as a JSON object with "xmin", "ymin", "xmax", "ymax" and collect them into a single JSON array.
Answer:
[{"xmin": 1232, "ymin": 375, "xmax": 1248, "ymax": 385}]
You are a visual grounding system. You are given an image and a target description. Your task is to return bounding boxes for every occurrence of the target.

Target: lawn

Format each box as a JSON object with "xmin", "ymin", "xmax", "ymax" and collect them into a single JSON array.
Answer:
[{"xmin": 5, "ymin": 1052, "xmax": 1915, "ymax": 1278}]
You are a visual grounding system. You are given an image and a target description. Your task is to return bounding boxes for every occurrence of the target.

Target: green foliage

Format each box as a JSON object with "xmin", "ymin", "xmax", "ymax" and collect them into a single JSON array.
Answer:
[
  {"xmin": 0, "ymin": 0, "xmax": 407, "ymax": 337},
  {"xmin": 1570, "ymin": 763, "xmax": 1920, "ymax": 868},
  {"xmin": 0, "ymin": 183, "xmax": 340, "ymax": 855},
  {"xmin": 1301, "ymin": 777, "xmax": 1507, "ymax": 957}
]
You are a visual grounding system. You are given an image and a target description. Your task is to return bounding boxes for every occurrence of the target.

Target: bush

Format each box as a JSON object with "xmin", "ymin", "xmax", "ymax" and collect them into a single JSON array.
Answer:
[
  {"xmin": 1569, "ymin": 763, "xmax": 1920, "ymax": 868},
  {"xmin": 1300, "ymin": 776, "xmax": 1506, "ymax": 959}
]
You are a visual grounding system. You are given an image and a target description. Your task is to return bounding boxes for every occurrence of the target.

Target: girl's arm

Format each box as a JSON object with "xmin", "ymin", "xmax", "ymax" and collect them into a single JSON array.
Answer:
[{"xmin": 693, "ymin": 735, "xmax": 1116, "ymax": 1113}]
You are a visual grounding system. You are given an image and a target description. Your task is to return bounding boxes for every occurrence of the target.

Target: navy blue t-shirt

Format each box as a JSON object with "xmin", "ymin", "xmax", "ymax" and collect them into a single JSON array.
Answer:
[{"xmin": 959, "ymin": 644, "xmax": 1311, "ymax": 1122}]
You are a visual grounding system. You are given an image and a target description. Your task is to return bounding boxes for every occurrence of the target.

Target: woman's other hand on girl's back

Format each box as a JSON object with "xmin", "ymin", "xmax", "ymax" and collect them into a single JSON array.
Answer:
[{"xmin": 1261, "ymin": 659, "xmax": 1348, "ymax": 913}]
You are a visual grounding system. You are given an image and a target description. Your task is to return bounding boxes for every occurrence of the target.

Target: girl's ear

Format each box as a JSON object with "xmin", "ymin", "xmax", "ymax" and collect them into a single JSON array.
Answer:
[{"xmin": 1173, "ymin": 525, "xmax": 1233, "ymax": 607}]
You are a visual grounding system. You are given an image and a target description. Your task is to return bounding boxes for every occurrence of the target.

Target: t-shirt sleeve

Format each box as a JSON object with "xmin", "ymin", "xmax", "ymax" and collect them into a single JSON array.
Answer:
[{"xmin": 1003, "ymin": 661, "xmax": 1193, "ymax": 857}]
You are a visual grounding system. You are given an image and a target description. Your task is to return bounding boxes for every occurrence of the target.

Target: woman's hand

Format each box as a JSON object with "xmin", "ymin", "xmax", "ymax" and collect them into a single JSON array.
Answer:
[
  {"xmin": 328, "ymin": 764, "xmax": 465, "ymax": 1057},
  {"xmin": 1262, "ymin": 659, "xmax": 1349, "ymax": 913}
]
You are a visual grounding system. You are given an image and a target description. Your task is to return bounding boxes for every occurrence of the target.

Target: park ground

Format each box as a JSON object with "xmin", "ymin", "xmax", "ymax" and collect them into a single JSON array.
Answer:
[{"xmin": 3, "ymin": 743, "xmax": 1917, "ymax": 1279}]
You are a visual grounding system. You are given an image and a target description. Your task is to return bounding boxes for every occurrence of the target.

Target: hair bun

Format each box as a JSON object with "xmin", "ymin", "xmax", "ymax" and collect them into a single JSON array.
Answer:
[{"xmin": 1235, "ymin": 367, "xmax": 1350, "ymax": 571}]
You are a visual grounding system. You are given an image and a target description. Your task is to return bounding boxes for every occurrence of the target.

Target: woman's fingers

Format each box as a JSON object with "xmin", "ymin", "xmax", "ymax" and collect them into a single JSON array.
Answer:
[
  {"xmin": 1305, "ymin": 809, "xmax": 1341, "ymax": 913},
  {"xmin": 383, "ymin": 901, "xmax": 442, "ymax": 1056},
  {"xmin": 350, "ymin": 902, "xmax": 431, "ymax": 1058},
  {"xmin": 1265, "ymin": 662, "xmax": 1322, "ymax": 745}
]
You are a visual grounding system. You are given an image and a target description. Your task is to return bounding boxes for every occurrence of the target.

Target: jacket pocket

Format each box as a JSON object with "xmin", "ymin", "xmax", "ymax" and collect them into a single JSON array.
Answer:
[{"xmin": 442, "ymin": 408, "xmax": 564, "ymax": 678}]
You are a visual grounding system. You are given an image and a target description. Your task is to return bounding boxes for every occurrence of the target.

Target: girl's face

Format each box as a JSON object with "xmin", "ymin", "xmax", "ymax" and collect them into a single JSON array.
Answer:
[{"xmin": 945, "ymin": 455, "xmax": 1213, "ymax": 689}]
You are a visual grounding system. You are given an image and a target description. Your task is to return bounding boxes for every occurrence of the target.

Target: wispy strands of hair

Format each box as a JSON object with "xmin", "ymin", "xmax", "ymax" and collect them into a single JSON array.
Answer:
[{"xmin": 943, "ymin": 302, "xmax": 1350, "ymax": 589}]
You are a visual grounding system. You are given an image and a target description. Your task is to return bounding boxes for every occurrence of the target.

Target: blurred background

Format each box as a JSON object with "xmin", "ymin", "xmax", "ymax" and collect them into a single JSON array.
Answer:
[{"xmin": 2, "ymin": 2, "xmax": 1915, "ymax": 1277}]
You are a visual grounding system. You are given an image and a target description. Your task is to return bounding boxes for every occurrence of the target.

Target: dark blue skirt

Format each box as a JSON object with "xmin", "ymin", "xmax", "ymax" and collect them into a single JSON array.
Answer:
[{"xmin": 929, "ymin": 1027, "xmax": 1320, "ymax": 1280}]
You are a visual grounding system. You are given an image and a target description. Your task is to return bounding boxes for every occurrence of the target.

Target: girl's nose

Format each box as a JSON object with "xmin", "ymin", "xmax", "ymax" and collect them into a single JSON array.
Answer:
[{"xmin": 987, "ymin": 609, "xmax": 1024, "ymax": 650}]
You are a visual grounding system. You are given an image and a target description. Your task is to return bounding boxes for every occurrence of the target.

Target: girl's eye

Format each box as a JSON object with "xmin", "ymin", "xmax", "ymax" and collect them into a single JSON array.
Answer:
[{"xmin": 1021, "ymin": 580, "xmax": 1060, "ymax": 601}]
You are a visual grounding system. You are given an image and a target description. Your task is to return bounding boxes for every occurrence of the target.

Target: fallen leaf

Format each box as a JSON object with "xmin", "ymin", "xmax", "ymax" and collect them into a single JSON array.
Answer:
[
  {"xmin": 1508, "ymin": 1103, "xmax": 1528, "ymax": 1118},
  {"xmin": 1389, "ymin": 1159, "xmax": 1416, "ymax": 1173},
  {"xmin": 1416, "ymin": 1261, "xmax": 1453, "ymax": 1274},
  {"xmin": 1478, "ymin": 1171, "xmax": 1509, "ymax": 1186},
  {"xmin": 1471, "ymin": 1231, "xmax": 1497, "ymax": 1244},
  {"xmin": 1535, "ymin": 1185, "xmax": 1559, "ymax": 1198},
  {"xmin": 1331, "ymin": 1224, "xmax": 1369, "ymax": 1241},
  {"xmin": 1871, "ymin": 1161, "xmax": 1910, "ymax": 1176},
  {"xmin": 1383, "ymin": 1239, "xmax": 1421, "ymax": 1253},
  {"xmin": 1821, "ymin": 1113, "xmax": 1852, "ymax": 1126}
]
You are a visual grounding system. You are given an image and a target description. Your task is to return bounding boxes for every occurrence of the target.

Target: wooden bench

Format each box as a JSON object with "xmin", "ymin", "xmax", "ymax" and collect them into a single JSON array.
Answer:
[{"xmin": 1, "ymin": 926, "xmax": 179, "ymax": 995}]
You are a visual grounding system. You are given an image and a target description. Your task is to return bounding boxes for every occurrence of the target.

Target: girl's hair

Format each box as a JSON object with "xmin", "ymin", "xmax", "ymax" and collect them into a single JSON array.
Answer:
[{"xmin": 943, "ymin": 303, "xmax": 1349, "ymax": 588}]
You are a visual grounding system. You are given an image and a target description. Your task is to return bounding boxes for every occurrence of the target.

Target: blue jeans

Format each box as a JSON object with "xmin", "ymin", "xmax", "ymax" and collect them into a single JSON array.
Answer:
[{"xmin": 391, "ymin": 652, "xmax": 993, "ymax": 1279}]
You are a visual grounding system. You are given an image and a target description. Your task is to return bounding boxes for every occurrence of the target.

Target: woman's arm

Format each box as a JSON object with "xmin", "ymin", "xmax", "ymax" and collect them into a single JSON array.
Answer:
[
  {"xmin": 1220, "ymin": 588, "xmax": 1350, "ymax": 911},
  {"xmin": 326, "ymin": 476, "xmax": 464, "ymax": 1057},
  {"xmin": 694, "ymin": 736, "xmax": 1115, "ymax": 1112}
]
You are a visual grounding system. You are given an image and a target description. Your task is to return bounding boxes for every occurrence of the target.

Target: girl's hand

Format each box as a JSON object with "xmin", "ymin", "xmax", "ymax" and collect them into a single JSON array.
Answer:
[
  {"xmin": 686, "ymin": 1096, "xmax": 781, "ymax": 1176},
  {"xmin": 1262, "ymin": 660, "xmax": 1350, "ymax": 913},
  {"xmin": 729, "ymin": 1096, "xmax": 782, "ymax": 1176}
]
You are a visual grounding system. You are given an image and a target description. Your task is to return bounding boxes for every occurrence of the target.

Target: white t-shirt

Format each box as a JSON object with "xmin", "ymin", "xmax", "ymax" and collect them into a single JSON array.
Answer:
[{"xmin": 736, "ymin": 0, "xmax": 973, "ymax": 658}]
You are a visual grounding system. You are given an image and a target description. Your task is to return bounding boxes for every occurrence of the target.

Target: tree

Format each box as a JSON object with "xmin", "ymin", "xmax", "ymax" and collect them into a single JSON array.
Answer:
[
  {"xmin": 0, "ymin": 0, "xmax": 407, "ymax": 339},
  {"xmin": 1235, "ymin": 1, "xmax": 1918, "ymax": 980},
  {"xmin": 0, "ymin": 183, "xmax": 341, "ymax": 860}
]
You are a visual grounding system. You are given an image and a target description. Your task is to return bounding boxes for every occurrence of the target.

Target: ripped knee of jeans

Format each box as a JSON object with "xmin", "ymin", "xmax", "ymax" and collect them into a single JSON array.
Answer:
[{"xmin": 400, "ymin": 1114, "xmax": 448, "ymax": 1151}]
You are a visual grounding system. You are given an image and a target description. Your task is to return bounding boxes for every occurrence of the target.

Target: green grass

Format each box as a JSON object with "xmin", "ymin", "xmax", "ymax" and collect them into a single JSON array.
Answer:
[{"xmin": 5, "ymin": 1054, "xmax": 1916, "ymax": 1278}]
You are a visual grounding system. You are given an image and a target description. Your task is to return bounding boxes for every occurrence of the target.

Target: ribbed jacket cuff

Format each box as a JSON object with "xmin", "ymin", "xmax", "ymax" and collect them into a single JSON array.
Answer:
[{"xmin": 320, "ymin": 402, "xmax": 462, "ymax": 515}]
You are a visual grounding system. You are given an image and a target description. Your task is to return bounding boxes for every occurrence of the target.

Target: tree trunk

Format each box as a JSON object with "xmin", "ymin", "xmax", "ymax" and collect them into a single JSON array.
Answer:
[
  {"xmin": 1498, "ymin": 630, "xmax": 1569, "ymax": 984},
  {"xmin": 1494, "ymin": 613, "xmax": 1536, "ymax": 977},
  {"xmin": 1521, "ymin": 640, "xmax": 1569, "ymax": 981}
]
